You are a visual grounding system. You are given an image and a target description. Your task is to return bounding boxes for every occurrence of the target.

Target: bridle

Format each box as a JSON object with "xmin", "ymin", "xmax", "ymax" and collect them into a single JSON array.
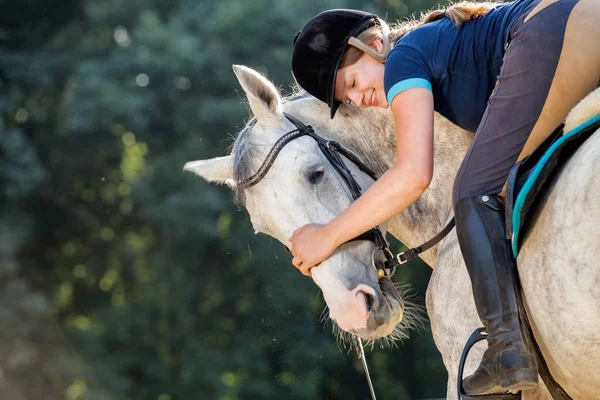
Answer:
[
  {"xmin": 241, "ymin": 112, "xmax": 397, "ymax": 277},
  {"xmin": 240, "ymin": 113, "xmax": 454, "ymax": 278},
  {"xmin": 239, "ymin": 113, "xmax": 455, "ymax": 400}
]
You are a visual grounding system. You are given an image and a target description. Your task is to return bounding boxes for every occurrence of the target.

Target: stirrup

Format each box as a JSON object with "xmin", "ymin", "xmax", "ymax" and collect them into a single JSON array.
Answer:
[{"xmin": 458, "ymin": 328, "xmax": 521, "ymax": 400}]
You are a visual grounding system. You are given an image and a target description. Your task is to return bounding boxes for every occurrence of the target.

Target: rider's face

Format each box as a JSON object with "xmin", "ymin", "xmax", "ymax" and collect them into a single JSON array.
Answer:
[{"xmin": 334, "ymin": 40, "xmax": 388, "ymax": 110}]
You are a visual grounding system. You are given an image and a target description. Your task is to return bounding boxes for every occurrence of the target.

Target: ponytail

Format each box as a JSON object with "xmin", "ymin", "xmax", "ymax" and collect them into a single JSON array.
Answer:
[
  {"xmin": 437, "ymin": 1, "xmax": 499, "ymax": 26},
  {"xmin": 395, "ymin": 1, "xmax": 500, "ymax": 40}
]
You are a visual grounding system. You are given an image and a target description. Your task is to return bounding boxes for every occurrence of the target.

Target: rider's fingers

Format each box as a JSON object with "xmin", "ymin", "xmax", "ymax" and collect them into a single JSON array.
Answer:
[
  {"xmin": 292, "ymin": 256, "xmax": 303, "ymax": 269},
  {"xmin": 299, "ymin": 263, "xmax": 312, "ymax": 277}
]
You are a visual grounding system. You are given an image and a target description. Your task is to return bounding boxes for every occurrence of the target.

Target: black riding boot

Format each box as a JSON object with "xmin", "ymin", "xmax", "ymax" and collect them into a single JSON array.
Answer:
[{"xmin": 455, "ymin": 195, "xmax": 538, "ymax": 395}]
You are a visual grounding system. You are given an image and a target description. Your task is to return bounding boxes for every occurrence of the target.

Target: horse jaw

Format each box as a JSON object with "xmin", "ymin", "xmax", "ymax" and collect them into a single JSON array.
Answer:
[{"xmin": 183, "ymin": 156, "xmax": 235, "ymax": 188}]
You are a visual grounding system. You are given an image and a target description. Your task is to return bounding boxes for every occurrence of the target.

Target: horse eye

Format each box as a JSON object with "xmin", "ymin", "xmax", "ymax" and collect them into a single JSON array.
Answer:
[{"xmin": 309, "ymin": 168, "xmax": 325, "ymax": 184}]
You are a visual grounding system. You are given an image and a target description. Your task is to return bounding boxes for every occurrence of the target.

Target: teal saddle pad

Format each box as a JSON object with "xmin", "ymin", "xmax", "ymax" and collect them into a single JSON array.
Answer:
[{"xmin": 506, "ymin": 114, "xmax": 600, "ymax": 257}]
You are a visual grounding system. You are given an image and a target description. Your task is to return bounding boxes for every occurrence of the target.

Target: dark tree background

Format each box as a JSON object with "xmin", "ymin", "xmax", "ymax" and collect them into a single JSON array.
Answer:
[{"xmin": 0, "ymin": 0, "xmax": 450, "ymax": 399}]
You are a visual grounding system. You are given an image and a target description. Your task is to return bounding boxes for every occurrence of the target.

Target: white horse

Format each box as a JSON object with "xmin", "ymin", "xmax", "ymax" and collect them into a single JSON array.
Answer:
[{"xmin": 184, "ymin": 65, "xmax": 600, "ymax": 399}]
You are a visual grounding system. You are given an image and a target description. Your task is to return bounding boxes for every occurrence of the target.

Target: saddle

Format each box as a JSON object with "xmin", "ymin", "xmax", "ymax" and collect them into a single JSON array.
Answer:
[{"xmin": 505, "ymin": 114, "xmax": 600, "ymax": 257}]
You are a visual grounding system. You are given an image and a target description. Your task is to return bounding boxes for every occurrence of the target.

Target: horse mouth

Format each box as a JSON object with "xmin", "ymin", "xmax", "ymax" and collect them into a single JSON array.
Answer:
[
  {"xmin": 376, "ymin": 274, "xmax": 401, "ymax": 307},
  {"xmin": 378, "ymin": 276, "xmax": 401, "ymax": 302}
]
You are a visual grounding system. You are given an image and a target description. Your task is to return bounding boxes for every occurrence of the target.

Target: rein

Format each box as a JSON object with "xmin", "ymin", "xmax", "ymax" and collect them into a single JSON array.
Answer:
[{"xmin": 240, "ymin": 113, "xmax": 455, "ymax": 400}]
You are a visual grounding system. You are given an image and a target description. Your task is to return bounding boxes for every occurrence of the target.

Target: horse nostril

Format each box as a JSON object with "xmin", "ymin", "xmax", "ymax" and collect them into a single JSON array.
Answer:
[
  {"xmin": 358, "ymin": 290, "xmax": 375, "ymax": 313},
  {"xmin": 366, "ymin": 293, "xmax": 374, "ymax": 312}
]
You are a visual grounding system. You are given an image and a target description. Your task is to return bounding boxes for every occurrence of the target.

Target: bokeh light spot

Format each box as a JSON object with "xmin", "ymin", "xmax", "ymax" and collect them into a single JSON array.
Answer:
[
  {"xmin": 15, "ymin": 108, "xmax": 29, "ymax": 122},
  {"xmin": 136, "ymin": 73, "xmax": 150, "ymax": 87},
  {"xmin": 100, "ymin": 228, "xmax": 114, "ymax": 241},
  {"xmin": 66, "ymin": 378, "xmax": 87, "ymax": 400},
  {"xmin": 114, "ymin": 26, "xmax": 130, "ymax": 47},
  {"xmin": 174, "ymin": 76, "xmax": 191, "ymax": 90},
  {"xmin": 73, "ymin": 264, "xmax": 87, "ymax": 278}
]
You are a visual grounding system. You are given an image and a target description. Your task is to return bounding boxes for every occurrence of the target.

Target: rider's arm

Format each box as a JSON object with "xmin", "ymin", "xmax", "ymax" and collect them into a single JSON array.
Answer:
[{"xmin": 325, "ymin": 87, "xmax": 435, "ymax": 247}]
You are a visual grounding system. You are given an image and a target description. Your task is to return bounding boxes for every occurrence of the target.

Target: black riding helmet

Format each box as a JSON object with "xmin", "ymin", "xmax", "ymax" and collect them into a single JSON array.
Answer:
[{"xmin": 292, "ymin": 9, "xmax": 380, "ymax": 119}]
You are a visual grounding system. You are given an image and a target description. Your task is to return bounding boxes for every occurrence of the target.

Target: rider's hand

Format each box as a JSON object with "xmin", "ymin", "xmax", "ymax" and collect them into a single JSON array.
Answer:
[{"xmin": 289, "ymin": 223, "xmax": 338, "ymax": 276}]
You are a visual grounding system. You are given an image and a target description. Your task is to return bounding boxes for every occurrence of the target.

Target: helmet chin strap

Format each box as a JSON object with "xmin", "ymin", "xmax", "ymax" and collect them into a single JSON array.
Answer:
[{"xmin": 347, "ymin": 18, "xmax": 391, "ymax": 63}]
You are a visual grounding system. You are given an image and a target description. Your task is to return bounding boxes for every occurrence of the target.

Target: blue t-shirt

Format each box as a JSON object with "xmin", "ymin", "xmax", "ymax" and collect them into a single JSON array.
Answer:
[{"xmin": 384, "ymin": 0, "xmax": 535, "ymax": 132}]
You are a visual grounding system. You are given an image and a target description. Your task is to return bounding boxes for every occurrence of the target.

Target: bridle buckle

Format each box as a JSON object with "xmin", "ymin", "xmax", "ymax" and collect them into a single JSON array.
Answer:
[{"xmin": 396, "ymin": 252, "xmax": 409, "ymax": 265}]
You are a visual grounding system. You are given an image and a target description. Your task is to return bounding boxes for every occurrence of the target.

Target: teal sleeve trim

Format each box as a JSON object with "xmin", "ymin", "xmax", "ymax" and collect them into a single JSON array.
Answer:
[{"xmin": 386, "ymin": 78, "xmax": 432, "ymax": 104}]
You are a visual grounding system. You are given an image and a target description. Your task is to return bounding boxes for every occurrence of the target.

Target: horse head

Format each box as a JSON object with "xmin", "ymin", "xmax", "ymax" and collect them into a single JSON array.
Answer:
[{"xmin": 184, "ymin": 65, "xmax": 419, "ymax": 342}]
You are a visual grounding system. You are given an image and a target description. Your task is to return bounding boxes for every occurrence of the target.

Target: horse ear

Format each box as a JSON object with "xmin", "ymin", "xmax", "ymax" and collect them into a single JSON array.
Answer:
[
  {"xmin": 233, "ymin": 65, "xmax": 283, "ymax": 126},
  {"xmin": 183, "ymin": 156, "xmax": 235, "ymax": 188}
]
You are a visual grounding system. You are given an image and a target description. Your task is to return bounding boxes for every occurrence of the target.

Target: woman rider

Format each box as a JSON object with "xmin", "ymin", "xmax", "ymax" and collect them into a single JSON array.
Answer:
[{"xmin": 288, "ymin": 0, "xmax": 600, "ymax": 396}]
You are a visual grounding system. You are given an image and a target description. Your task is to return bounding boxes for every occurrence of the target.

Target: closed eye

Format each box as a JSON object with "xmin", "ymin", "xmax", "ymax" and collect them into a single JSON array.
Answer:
[{"xmin": 345, "ymin": 77, "xmax": 355, "ymax": 105}]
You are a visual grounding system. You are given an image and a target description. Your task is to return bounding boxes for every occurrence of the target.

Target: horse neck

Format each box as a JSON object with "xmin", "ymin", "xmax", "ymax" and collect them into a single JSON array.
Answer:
[{"xmin": 288, "ymin": 98, "xmax": 472, "ymax": 268}]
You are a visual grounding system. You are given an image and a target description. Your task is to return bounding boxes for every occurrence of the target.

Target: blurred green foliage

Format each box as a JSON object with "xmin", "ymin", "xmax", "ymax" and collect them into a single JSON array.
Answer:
[{"xmin": 1, "ymin": 0, "xmax": 449, "ymax": 399}]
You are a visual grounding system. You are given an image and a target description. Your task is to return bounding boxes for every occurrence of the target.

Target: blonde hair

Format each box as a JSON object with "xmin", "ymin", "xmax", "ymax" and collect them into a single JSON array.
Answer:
[{"xmin": 340, "ymin": 1, "xmax": 501, "ymax": 69}]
